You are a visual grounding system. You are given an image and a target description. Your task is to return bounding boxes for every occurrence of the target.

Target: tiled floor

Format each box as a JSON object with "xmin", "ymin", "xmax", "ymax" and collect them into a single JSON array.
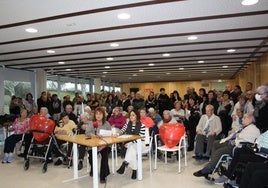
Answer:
[{"xmin": 0, "ymin": 151, "xmax": 222, "ymax": 188}]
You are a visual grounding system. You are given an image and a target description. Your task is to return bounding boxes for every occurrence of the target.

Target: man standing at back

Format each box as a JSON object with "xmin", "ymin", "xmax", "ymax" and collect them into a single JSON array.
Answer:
[{"xmin": 157, "ymin": 88, "xmax": 170, "ymax": 116}]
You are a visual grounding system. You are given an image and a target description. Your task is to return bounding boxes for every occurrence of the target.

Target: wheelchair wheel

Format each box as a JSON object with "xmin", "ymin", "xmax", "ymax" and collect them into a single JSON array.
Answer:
[
  {"xmin": 24, "ymin": 160, "xmax": 29, "ymax": 170},
  {"xmin": 42, "ymin": 162, "xmax": 47, "ymax": 173},
  {"xmin": 217, "ymin": 164, "xmax": 227, "ymax": 176}
]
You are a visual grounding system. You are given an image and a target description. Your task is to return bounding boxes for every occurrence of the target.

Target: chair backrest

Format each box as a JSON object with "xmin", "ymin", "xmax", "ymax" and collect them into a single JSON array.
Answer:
[{"xmin": 145, "ymin": 128, "xmax": 150, "ymax": 145}]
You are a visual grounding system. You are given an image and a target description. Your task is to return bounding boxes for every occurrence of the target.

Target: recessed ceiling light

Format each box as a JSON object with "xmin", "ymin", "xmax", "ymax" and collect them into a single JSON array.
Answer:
[
  {"xmin": 58, "ymin": 61, "xmax": 65, "ymax": 64},
  {"xmin": 198, "ymin": 60, "xmax": 205, "ymax": 63},
  {"xmin": 110, "ymin": 43, "xmax": 119, "ymax": 47},
  {"xmin": 241, "ymin": 0, "xmax": 258, "ymax": 6},
  {"xmin": 202, "ymin": 71, "xmax": 207, "ymax": 73},
  {"xmin": 133, "ymin": 74, "xmax": 137, "ymax": 76},
  {"xmin": 66, "ymin": 69, "xmax": 71, "ymax": 71},
  {"xmin": 187, "ymin": 35, "xmax": 198, "ymax": 40},
  {"xmin": 166, "ymin": 72, "xmax": 171, "ymax": 75},
  {"xmin": 25, "ymin": 28, "xmax": 38, "ymax": 33},
  {"xmin": 104, "ymin": 66, "xmax": 110, "ymax": 69},
  {"xmin": 218, "ymin": 79, "xmax": 223, "ymax": 82},
  {"xmin": 222, "ymin": 65, "xmax": 229, "ymax": 68},
  {"xmin": 102, "ymin": 75, "xmax": 106, "ymax": 78},
  {"xmin": 47, "ymin": 50, "xmax": 55, "ymax": 54},
  {"xmin": 103, "ymin": 71, "xmax": 108, "ymax": 74},
  {"xmin": 117, "ymin": 13, "xmax": 131, "ymax": 20},
  {"xmin": 227, "ymin": 49, "xmax": 236, "ymax": 53},
  {"xmin": 106, "ymin": 57, "xmax": 114, "ymax": 61},
  {"xmin": 148, "ymin": 63, "xmax": 155, "ymax": 66},
  {"xmin": 162, "ymin": 53, "xmax": 170, "ymax": 57},
  {"xmin": 179, "ymin": 67, "xmax": 185, "ymax": 70},
  {"xmin": 139, "ymin": 69, "xmax": 144, "ymax": 72}
]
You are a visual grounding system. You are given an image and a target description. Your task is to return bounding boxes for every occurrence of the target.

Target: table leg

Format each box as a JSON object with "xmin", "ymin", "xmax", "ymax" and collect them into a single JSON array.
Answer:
[
  {"xmin": 137, "ymin": 139, "xmax": 143, "ymax": 180},
  {"xmin": 92, "ymin": 146, "xmax": 98, "ymax": 188},
  {"xmin": 73, "ymin": 143, "xmax": 78, "ymax": 179}
]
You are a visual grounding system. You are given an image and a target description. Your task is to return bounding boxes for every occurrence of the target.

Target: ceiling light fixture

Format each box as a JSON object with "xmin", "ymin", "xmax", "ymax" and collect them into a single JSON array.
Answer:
[
  {"xmin": 66, "ymin": 69, "xmax": 71, "ymax": 71},
  {"xmin": 58, "ymin": 61, "xmax": 65, "ymax": 64},
  {"xmin": 227, "ymin": 49, "xmax": 236, "ymax": 53},
  {"xmin": 47, "ymin": 50, "xmax": 55, "ymax": 54},
  {"xmin": 148, "ymin": 63, "xmax": 155, "ymax": 66},
  {"xmin": 117, "ymin": 13, "xmax": 131, "ymax": 20},
  {"xmin": 133, "ymin": 74, "xmax": 137, "ymax": 76},
  {"xmin": 104, "ymin": 66, "xmax": 110, "ymax": 69},
  {"xmin": 103, "ymin": 71, "xmax": 108, "ymax": 74},
  {"xmin": 241, "ymin": 0, "xmax": 259, "ymax": 6},
  {"xmin": 202, "ymin": 71, "xmax": 207, "ymax": 73},
  {"xmin": 139, "ymin": 69, "xmax": 144, "ymax": 72},
  {"xmin": 166, "ymin": 72, "xmax": 171, "ymax": 75},
  {"xmin": 106, "ymin": 57, "xmax": 114, "ymax": 61},
  {"xmin": 222, "ymin": 65, "xmax": 229, "ymax": 68},
  {"xmin": 110, "ymin": 43, "xmax": 119, "ymax": 47},
  {"xmin": 179, "ymin": 67, "xmax": 185, "ymax": 70},
  {"xmin": 25, "ymin": 28, "xmax": 38, "ymax": 33},
  {"xmin": 187, "ymin": 35, "xmax": 198, "ymax": 40},
  {"xmin": 162, "ymin": 53, "xmax": 170, "ymax": 57},
  {"xmin": 198, "ymin": 60, "xmax": 205, "ymax": 63}
]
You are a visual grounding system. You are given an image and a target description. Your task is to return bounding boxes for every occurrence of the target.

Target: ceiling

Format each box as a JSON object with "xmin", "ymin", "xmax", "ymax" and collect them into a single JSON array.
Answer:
[{"xmin": 1, "ymin": 0, "xmax": 268, "ymax": 83}]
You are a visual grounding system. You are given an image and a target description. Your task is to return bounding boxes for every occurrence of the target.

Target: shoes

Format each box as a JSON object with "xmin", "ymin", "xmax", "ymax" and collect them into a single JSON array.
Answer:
[
  {"xmin": 131, "ymin": 170, "xmax": 137, "ymax": 179},
  {"xmin": 214, "ymin": 176, "xmax": 228, "ymax": 185},
  {"xmin": 78, "ymin": 161, "xmax": 83, "ymax": 170},
  {"xmin": 63, "ymin": 158, "xmax": 73, "ymax": 166},
  {"xmin": 54, "ymin": 158, "xmax": 63, "ymax": 166},
  {"xmin": 46, "ymin": 158, "xmax": 53, "ymax": 163},
  {"xmin": 18, "ymin": 153, "xmax": 25, "ymax": 158},
  {"xmin": 193, "ymin": 170, "xmax": 210, "ymax": 177},
  {"xmin": 223, "ymin": 182, "xmax": 236, "ymax": 188},
  {"xmin": 192, "ymin": 155, "xmax": 202, "ymax": 160},
  {"xmin": 100, "ymin": 178, "xmax": 106, "ymax": 184},
  {"xmin": 202, "ymin": 155, "xmax": 210, "ymax": 160},
  {"xmin": 187, "ymin": 148, "xmax": 194, "ymax": 152},
  {"xmin": 117, "ymin": 161, "xmax": 128, "ymax": 174}
]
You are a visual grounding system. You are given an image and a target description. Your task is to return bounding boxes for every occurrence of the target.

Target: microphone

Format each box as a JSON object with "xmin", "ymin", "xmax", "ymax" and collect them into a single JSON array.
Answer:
[{"xmin": 93, "ymin": 121, "xmax": 99, "ymax": 135}]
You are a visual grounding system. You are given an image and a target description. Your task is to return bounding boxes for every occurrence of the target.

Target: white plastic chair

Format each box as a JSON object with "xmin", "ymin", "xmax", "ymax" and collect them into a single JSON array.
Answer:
[
  {"xmin": 154, "ymin": 133, "xmax": 187, "ymax": 173},
  {"xmin": 142, "ymin": 127, "xmax": 153, "ymax": 174}
]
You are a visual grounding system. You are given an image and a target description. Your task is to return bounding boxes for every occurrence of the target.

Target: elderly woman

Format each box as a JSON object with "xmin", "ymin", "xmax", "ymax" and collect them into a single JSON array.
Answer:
[
  {"xmin": 116, "ymin": 110, "xmax": 146, "ymax": 180},
  {"xmin": 2, "ymin": 109, "xmax": 30, "ymax": 163},
  {"xmin": 254, "ymin": 83, "xmax": 268, "ymax": 133},
  {"xmin": 108, "ymin": 107, "xmax": 127, "ymax": 133},
  {"xmin": 85, "ymin": 107, "xmax": 111, "ymax": 184},
  {"xmin": 54, "ymin": 112, "xmax": 77, "ymax": 166}
]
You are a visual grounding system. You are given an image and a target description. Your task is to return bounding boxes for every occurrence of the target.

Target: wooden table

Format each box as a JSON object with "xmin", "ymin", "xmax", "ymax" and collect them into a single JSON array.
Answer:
[{"xmin": 56, "ymin": 134, "xmax": 144, "ymax": 188}]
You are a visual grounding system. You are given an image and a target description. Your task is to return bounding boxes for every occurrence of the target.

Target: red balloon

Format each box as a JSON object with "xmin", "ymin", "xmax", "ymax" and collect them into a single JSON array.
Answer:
[
  {"xmin": 30, "ymin": 115, "xmax": 55, "ymax": 142},
  {"xmin": 159, "ymin": 122, "xmax": 185, "ymax": 148}
]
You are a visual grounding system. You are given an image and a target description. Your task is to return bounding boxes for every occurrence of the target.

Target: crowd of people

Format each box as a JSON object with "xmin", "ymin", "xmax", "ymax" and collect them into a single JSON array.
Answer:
[{"xmin": 1, "ymin": 82, "xmax": 268, "ymax": 187}]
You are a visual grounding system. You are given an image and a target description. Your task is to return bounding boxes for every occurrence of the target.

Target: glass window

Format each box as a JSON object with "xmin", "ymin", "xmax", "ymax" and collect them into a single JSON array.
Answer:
[{"xmin": 4, "ymin": 80, "xmax": 32, "ymax": 114}]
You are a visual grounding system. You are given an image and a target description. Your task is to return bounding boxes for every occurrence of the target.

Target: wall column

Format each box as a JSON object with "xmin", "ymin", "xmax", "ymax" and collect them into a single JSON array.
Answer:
[
  {"xmin": 94, "ymin": 78, "xmax": 101, "ymax": 94},
  {"xmin": 35, "ymin": 69, "xmax": 47, "ymax": 97}
]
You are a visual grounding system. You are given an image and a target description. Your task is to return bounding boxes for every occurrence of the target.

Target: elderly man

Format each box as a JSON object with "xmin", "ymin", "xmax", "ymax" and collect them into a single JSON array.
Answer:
[
  {"xmin": 194, "ymin": 104, "xmax": 222, "ymax": 159},
  {"xmin": 193, "ymin": 113, "xmax": 260, "ymax": 177}
]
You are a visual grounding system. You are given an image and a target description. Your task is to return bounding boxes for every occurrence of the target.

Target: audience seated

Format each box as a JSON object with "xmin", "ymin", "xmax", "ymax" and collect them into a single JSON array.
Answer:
[
  {"xmin": 116, "ymin": 110, "xmax": 146, "ymax": 180},
  {"xmin": 193, "ymin": 113, "xmax": 260, "ymax": 178},
  {"xmin": 85, "ymin": 107, "xmax": 111, "ymax": 184},
  {"xmin": 193, "ymin": 105, "xmax": 222, "ymax": 159},
  {"xmin": 54, "ymin": 112, "xmax": 77, "ymax": 166},
  {"xmin": 2, "ymin": 109, "xmax": 30, "ymax": 163}
]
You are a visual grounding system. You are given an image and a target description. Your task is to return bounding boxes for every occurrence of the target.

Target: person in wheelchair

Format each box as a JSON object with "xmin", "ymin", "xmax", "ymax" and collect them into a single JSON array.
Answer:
[
  {"xmin": 216, "ymin": 130, "xmax": 268, "ymax": 187},
  {"xmin": 193, "ymin": 113, "xmax": 260, "ymax": 178},
  {"xmin": 54, "ymin": 112, "xmax": 77, "ymax": 166}
]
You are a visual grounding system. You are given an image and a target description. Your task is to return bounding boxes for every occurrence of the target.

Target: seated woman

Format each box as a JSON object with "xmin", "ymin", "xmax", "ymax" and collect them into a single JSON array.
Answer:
[
  {"xmin": 2, "ymin": 109, "xmax": 30, "ymax": 163},
  {"xmin": 170, "ymin": 100, "xmax": 185, "ymax": 123},
  {"xmin": 139, "ymin": 108, "xmax": 154, "ymax": 129},
  {"xmin": 54, "ymin": 112, "xmax": 77, "ymax": 166},
  {"xmin": 85, "ymin": 107, "xmax": 111, "ymax": 184},
  {"xmin": 108, "ymin": 106, "xmax": 127, "ymax": 134},
  {"xmin": 116, "ymin": 110, "xmax": 146, "ymax": 179}
]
